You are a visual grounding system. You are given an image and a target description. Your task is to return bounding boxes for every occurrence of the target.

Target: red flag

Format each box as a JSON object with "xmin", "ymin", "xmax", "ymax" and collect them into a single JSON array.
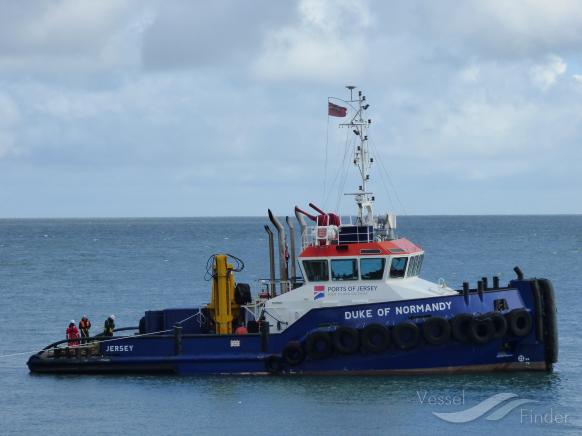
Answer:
[{"xmin": 328, "ymin": 102, "xmax": 347, "ymax": 117}]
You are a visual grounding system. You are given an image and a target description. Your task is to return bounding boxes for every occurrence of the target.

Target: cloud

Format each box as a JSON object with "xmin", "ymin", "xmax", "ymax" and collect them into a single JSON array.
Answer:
[
  {"xmin": 253, "ymin": 0, "xmax": 372, "ymax": 82},
  {"xmin": 385, "ymin": 0, "xmax": 582, "ymax": 59},
  {"xmin": 0, "ymin": 0, "xmax": 582, "ymax": 216},
  {"xmin": 0, "ymin": 0, "xmax": 146, "ymax": 72},
  {"xmin": 0, "ymin": 92, "xmax": 20, "ymax": 158},
  {"xmin": 458, "ymin": 65, "xmax": 480, "ymax": 83},
  {"xmin": 141, "ymin": 0, "xmax": 294, "ymax": 70},
  {"xmin": 530, "ymin": 55, "xmax": 567, "ymax": 90},
  {"xmin": 0, "ymin": 130, "xmax": 15, "ymax": 158}
]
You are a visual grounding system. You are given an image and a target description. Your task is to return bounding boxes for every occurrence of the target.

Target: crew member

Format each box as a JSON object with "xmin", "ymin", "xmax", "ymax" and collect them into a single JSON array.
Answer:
[
  {"xmin": 66, "ymin": 320, "xmax": 80, "ymax": 347},
  {"xmin": 103, "ymin": 314, "xmax": 115, "ymax": 337},
  {"xmin": 79, "ymin": 315, "xmax": 91, "ymax": 344},
  {"xmin": 234, "ymin": 323, "xmax": 248, "ymax": 335}
]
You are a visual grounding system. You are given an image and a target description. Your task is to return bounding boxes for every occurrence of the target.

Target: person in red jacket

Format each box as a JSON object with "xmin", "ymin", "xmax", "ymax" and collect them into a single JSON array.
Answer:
[
  {"xmin": 66, "ymin": 320, "xmax": 80, "ymax": 347},
  {"xmin": 234, "ymin": 322, "xmax": 248, "ymax": 335}
]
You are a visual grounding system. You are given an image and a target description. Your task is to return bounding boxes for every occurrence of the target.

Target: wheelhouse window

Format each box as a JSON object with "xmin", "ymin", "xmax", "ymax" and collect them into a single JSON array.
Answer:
[
  {"xmin": 331, "ymin": 259, "xmax": 358, "ymax": 281},
  {"xmin": 415, "ymin": 254, "xmax": 424, "ymax": 276},
  {"xmin": 407, "ymin": 256, "xmax": 418, "ymax": 277},
  {"xmin": 360, "ymin": 258, "xmax": 385, "ymax": 280},
  {"xmin": 390, "ymin": 257, "xmax": 408, "ymax": 278},
  {"xmin": 406, "ymin": 254, "xmax": 424, "ymax": 277},
  {"xmin": 303, "ymin": 260, "xmax": 329, "ymax": 282}
]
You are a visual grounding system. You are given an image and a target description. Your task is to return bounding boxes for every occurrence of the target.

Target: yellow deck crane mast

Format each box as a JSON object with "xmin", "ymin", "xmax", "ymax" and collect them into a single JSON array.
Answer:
[{"xmin": 207, "ymin": 254, "xmax": 241, "ymax": 334}]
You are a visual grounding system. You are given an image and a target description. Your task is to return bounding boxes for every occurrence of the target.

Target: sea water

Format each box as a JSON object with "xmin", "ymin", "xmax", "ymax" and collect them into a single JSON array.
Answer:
[{"xmin": 0, "ymin": 216, "xmax": 580, "ymax": 435}]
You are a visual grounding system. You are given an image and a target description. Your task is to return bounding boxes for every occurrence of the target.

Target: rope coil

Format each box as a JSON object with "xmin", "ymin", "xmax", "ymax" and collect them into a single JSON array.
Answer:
[{"xmin": 204, "ymin": 253, "xmax": 245, "ymax": 281}]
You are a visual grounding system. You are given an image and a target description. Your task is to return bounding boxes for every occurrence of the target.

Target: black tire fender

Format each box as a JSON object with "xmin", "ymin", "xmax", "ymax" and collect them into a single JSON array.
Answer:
[
  {"xmin": 537, "ymin": 278, "xmax": 558, "ymax": 365},
  {"xmin": 451, "ymin": 313, "xmax": 473, "ymax": 343},
  {"xmin": 305, "ymin": 331, "xmax": 334, "ymax": 359},
  {"xmin": 422, "ymin": 316, "xmax": 451, "ymax": 346},
  {"xmin": 469, "ymin": 316, "xmax": 495, "ymax": 345},
  {"xmin": 264, "ymin": 355, "xmax": 281, "ymax": 374},
  {"xmin": 282, "ymin": 341, "xmax": 305, "ymax": 366},
  {"xmin": 506, "ymin": 308, "xmax": 533, "ymax": 337},
  {"xmin": 392, "ymin": 321, "xmax": 420, "ymax": 351},
  {"xmin": 483, "ymin": 311, "xmax": 508, "ymax": 339},
  {"xmin": 360, "ymin": 324, "xmax": 390, "ymax": 353},
  {"xmin": 332, "ymin": 326, "xmax": 360, "ymax": 354}
]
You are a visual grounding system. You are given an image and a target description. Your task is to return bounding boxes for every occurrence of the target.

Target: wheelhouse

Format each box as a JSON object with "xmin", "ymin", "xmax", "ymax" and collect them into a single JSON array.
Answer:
[{"xmin": 300, "ymin": 251, "xmax": 424, "ymax": 283}]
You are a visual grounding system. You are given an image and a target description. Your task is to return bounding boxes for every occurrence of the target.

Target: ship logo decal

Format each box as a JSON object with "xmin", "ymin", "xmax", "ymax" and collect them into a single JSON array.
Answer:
[{"xmin": 313, "ymin": 285, "xmax": 325, "ymax": 300}]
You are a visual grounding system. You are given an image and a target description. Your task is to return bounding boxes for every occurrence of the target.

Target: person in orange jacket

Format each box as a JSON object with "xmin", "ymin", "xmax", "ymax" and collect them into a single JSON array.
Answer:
[
  {"xmin": 66, "ymin": 320, "xmax": 80, "ymax": 347},
  {"xmin": 79, "ymin": 315, "xmax": 91, "ymax": 344},
  {"xmin": 234, "ymin": 321, "xmax": 248, "ymax": 335}
]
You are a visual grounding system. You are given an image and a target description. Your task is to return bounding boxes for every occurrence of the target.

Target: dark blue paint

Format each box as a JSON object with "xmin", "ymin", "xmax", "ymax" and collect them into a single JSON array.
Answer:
[{"xmin": 56, "ymin": 279, "xmax": 544, "ymax": 375}]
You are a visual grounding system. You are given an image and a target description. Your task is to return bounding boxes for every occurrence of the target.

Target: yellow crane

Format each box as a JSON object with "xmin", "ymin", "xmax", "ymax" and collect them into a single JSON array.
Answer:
[{"xmin": 207, "ymin": 254, "xmax": 240, "ymax": 334}]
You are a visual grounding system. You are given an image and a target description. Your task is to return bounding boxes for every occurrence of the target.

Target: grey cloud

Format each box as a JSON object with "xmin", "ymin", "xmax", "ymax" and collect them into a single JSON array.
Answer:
[
  {"xmin": 141, "ymin": 0, "xmax": 296, "ymax": 70},
  {"xmin": 0, "ymin": 0, "xmax": 581, "ymax": 217},
  {"xmin": 0, "ymin": 0, "xmax": 134, "ymax": 57},
  {"xmin": 370, "ymin": 0, "xmax": 582, "ymax": 60}
]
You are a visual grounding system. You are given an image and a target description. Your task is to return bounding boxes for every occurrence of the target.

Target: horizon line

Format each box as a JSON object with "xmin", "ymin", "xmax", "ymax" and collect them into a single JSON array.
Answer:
[{"xmin": 1, "ymin": 213, "xmax": 581, "ymax": 220}]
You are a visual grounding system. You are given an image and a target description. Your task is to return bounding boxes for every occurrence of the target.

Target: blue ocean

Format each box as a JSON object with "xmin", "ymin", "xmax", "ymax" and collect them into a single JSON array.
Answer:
[{"xmin": 0, "ymin": 216, "xmax": 580, "ymax": 435}]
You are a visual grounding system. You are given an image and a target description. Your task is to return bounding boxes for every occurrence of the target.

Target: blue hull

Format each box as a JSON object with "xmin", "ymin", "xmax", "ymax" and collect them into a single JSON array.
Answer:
[{"xmin": 27, "ymin": 278, "xmax": 558, "ymax": 375}]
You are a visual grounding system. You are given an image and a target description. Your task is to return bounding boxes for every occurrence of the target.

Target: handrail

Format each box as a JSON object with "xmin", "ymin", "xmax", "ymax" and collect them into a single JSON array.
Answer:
[
  {"xmin": 302, "ymin": 224, "xmax": 376, "ymax": 248},
  {"xmin": 38, "ymin": 328, "xmax": 269, "ymax": 357},
  {"xmin": 41, "ymin": 326, "xmax": 140, "ymax": 351}
]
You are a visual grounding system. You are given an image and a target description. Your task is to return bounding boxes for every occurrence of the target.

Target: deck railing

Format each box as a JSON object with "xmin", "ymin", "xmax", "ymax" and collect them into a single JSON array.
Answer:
[{"xmin": 301, "ymin": 224, "xmax": 375, "ymax": 248}]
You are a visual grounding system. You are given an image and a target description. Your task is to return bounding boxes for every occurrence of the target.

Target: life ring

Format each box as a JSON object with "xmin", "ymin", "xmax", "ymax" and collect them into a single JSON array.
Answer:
[
  {"xmin": 469, "ymin": 316, "xmax": 494, "ymax": 345},
  {"xmin": 451, "ymin": 313, "xmax": 473, "ymax": 342},
  {"xmin": 360, "ymin": 324, "xmax": 390, "ymax": 353},
  {"xmin": 392, "ymin": 321, "xmax": 420, "ymax": 351},
  {"xmin": 506, "ymin": 309, "xmax": 533, "ymax": 337},
  {"xmin": 483, "ymin": 312, "xmax": 508, "ymax": 339},
  {"xmin": 422, "ymin": 316, "xmax": 451, "ymax": 346},
  {"xmin": 332, "ymin": 326, "xmax": 360, "ymax": 354},
  {"xmin": 282, "ymin": 341, "xmax": 305, "ymax": 366},
  {"xmin": 305, "ymin": 331, "xmax": 334, "ymax": 359},
  {"xmin": 264, "ymin": 355, "xmax": 281, "ymax": 374}
]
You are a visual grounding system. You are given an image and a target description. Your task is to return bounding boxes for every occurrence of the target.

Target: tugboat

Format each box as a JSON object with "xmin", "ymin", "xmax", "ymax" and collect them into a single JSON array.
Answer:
[{"xmin": 28, "ymin": 87, "xmax": 558, "ymax": 375}]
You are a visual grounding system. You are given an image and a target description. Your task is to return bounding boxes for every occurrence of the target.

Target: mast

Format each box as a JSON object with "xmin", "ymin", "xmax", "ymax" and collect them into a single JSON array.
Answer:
[{"xmin": 340, "ymin": 86, "xmax": 374, "ymax": 226}]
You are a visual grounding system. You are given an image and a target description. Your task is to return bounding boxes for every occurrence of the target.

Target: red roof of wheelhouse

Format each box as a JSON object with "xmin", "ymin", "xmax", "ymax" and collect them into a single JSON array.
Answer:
[{"xmin": 299, "ymin": 238, "xmax": 422, "ymax": 258}]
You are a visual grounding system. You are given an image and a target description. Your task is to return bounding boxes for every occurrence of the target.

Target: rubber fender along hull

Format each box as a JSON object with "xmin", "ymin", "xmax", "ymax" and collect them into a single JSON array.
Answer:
[
  {"xmin": 27, "ymin": 355, "xmax": 176, "ymax": 375},
  {"xmin": 536, "ymin": 278, "xmax": 559, "ymax": 366},
  {"xmin": 27, "ymin": 354, "xmax": 549, "ymax": 376}
]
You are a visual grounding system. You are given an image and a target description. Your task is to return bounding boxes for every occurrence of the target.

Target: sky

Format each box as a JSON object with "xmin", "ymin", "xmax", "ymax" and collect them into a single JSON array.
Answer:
[{"xmin": 0, "ymin": 0, "xmax": 581, "ymax": 218}]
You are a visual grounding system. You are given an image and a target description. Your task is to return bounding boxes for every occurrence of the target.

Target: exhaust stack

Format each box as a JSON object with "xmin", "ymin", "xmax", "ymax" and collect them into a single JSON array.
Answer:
[
  {"xmin": 387, "ymin": 214, "xmax": 397, "ymax": 240},
  {"xmin": 294, "ymin": 206, "xmax": 308, "ymax": 249},
  {"xmin": 264, "ymin": 225, "xmax": 276, "ymax": 297},
  {"xmin": 268, "ymin": 209, "xmax": 289, "ymax": 293},
  {"xmin": 286, "ymin": 216, "xmax": 297, "ymax": 287}
]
